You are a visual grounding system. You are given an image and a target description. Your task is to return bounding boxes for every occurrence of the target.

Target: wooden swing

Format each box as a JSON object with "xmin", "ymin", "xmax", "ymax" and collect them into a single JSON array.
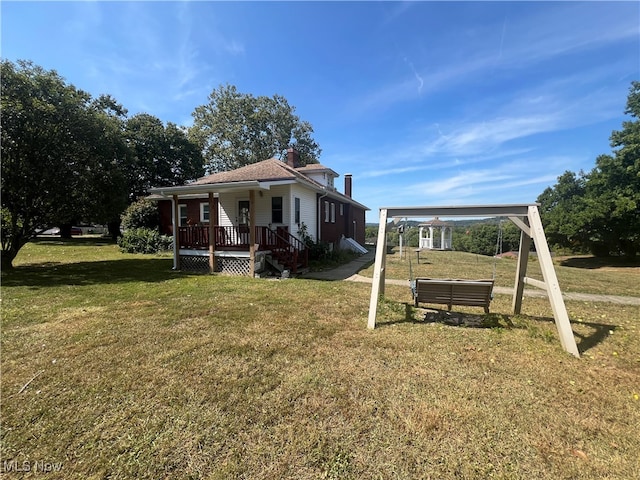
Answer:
[
  {"xmin": 408, "ymin": 220, "xmax": 502, "ymax": 313},
  {"xmin": 367, "ymin": 204, "xmax": 580, "ymax": 358}
]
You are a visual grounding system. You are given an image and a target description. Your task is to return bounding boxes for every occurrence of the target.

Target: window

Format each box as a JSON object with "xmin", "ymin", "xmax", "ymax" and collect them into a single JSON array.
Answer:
[
  {"xmin": 271, "ymin": 196, "xmax": 283, "ymax": 223},
  {"xmin": 178, "ymin": 205, "xmax": 188, "ymax": 226},
  {"xmin": 339, "ymin": 204, "xmax": 344, "ymax": 216},
  {"xmin": 324, "ymin": 201, "xmax": 330, "ymax": 223},
  {"xmin": 330, "ymin": 203, "xmax": 336, "ymax": 223},
  {"xmin": 200, "ymin": 203, "xmax": 210, "ymax": 223},
  {"xmin": 294, "ymin": 197, "xmax": 301, "ymax": 224}
]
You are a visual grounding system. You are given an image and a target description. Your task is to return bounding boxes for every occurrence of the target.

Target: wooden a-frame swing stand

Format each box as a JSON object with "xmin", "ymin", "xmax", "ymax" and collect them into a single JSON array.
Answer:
[{"xmin": 367, "ymin": 204, "xmax": 580, "ymax": 358}]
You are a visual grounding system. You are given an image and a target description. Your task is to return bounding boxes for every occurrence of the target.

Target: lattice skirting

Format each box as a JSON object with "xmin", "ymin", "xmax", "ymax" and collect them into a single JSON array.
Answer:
[
  {"xmin": 215, "ymin": 257, "xmax": 250, "ymax": 276},
  {"xmin": 179, "ymin": 254, "xmax": 253, "ymax": 276},
  {"xmin": 180, "ymin": 255, "xmax": 211, "ymax": 273}
]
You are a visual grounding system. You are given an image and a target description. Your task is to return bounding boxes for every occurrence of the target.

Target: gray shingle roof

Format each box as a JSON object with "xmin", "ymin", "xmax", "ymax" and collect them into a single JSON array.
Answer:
[{"xmin": 191, "ymin": 158, "xmax": 319, "ymax": 186}]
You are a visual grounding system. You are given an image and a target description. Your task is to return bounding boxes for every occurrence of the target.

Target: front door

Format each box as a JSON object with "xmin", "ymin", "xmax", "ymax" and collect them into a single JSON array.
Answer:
[
  {"xmin": 238, "ymin": 200, "xmax": 250, "ymax": 228},
  {"xmin": 238, "ymin": 200, "xmax": 250, "ymax": 244}
]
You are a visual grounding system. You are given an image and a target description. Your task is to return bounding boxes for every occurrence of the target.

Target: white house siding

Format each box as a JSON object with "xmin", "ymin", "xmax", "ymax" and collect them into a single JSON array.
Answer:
[
  {"xmin": 213, "ymin": 186, "xmax": 317, "ymax": 241},
  {"xmin": 304, "ymin": 171, "xmax": 336, "ymax": 190},
  {"xmin": 217, "ymin": 192, "xmax": 234, "ymax": 227},
  {"xmin": 216, "ymin": 187, "xmax": 289, "ymax": 227},
  {"xmin": 258, "ymin": 185, "xmax": 290, "ymax": 228},
  {"xmin": 289, "ymin": 184, "xmax": 318, "ymax": 242}
]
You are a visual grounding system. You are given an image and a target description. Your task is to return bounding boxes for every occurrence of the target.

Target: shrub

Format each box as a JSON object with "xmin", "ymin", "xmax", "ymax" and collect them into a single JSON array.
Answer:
[
  {"xmin": 121, "ymin": 199, "xmax": 160, "ymax": 230},
  {"xmin": 118, "ymin": 228, "xmax": 172, "ymax": 254},
  {"xmin": 297, "ymin": 222, "xmax": 332, "ymax": 260}
]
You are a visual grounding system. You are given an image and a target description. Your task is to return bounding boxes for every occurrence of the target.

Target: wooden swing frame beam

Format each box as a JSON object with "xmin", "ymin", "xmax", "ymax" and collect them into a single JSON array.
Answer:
[{"xmin": 367, "ymin": 203, "xmax": 580, "ymax": 358}]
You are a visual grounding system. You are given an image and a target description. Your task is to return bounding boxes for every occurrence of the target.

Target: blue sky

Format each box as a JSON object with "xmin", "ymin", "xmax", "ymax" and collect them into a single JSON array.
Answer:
[{"xmin": 2, "ymin": 1, "xmax": 639, "ymax": 223}]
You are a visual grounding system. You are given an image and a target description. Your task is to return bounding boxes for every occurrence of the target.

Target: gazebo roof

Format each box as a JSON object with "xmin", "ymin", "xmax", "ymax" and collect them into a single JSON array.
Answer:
[{"xmin": 418, "ymin": 216, "xmax": 451, "ymax": 227}]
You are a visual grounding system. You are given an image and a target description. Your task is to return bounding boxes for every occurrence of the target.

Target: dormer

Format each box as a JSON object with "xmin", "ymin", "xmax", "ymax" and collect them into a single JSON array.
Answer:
[{"xmin": 295, "ymin": 164, "xmax": 339, "ymax": 190}]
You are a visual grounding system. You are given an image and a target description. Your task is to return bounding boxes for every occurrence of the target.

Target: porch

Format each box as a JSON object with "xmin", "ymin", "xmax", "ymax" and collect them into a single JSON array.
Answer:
[{"xmin": 176, "ymin": 225, "xmax": 308, "ymax": 275}]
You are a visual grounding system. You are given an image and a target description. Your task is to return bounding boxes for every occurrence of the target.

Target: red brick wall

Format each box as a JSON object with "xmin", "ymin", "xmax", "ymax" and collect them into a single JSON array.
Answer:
[
  {"xmin": 319, "ymin": 196, "xmax": 366, "ymax": 247},
  {"xmin": 157, "ymin": 198, "xmax": 207, "ymax": 235}
]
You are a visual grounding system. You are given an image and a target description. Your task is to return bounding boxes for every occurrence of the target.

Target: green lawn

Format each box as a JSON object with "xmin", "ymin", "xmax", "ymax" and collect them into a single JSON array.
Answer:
[{"xmin": 2, "ymin": 239, "xmax": 639, "ymax": 479}]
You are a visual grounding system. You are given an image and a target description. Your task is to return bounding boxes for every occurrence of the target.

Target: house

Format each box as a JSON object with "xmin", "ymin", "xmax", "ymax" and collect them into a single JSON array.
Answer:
[{"xmin": 148, "ymin": 148, "xmax": 369, "ymax": 276}]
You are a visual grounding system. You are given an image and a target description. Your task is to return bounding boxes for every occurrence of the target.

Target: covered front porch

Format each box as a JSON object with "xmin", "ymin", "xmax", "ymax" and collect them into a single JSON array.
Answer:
[
  {"xmin": 149, "ymin": 175, "xmax": 316, "ymax": 277},
  {"xmin": 176, "ymin": 224, "xmax": 308, "ymax": 276}
]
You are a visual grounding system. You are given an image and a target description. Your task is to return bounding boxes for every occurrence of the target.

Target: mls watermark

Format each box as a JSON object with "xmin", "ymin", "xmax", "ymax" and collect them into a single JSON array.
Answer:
[{"xmin": 2, "ymin": 459, "xmax": 63, "ymax": 473}]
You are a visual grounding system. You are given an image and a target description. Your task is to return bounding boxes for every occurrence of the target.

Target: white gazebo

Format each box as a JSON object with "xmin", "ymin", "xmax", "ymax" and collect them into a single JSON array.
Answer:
[
  {"xmin": 418, "ymin": 217, "xmax": 453, "ymax": 250},
  {"xmin": 367, "ymin": 204, "xmax": 580, "ymax": 358}
]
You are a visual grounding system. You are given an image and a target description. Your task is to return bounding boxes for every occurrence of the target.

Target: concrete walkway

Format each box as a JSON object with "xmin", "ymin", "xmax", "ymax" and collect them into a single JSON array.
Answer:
[
  {"xmin": 301, "ymin": 250, "xmax": 640, "ymax": 306},
  {"xmin": 300, "ymin": 249, "xmax": 377, "ymax": 281}
]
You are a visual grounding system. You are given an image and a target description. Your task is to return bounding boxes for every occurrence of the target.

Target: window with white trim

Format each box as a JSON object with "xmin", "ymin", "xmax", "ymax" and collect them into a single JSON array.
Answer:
[
  {"xmin": 272, "ymin": 196, "xmax": 283, "ymax": 223},
  {"xmin": 294, "ymin": 197, "xmax": 301, "ymax": 224},
  {"xmin": 200, "ymin": 203, "xmax": 210, "ymax": 223},
  {"xmin": 330, "ymin": 203, "xmax": 335, "ymax": 223},
  {"xmin": 178, "ymin": 204, "xmax": 188, "ymax": 226},
  {"xmin": 339, "ymin": 204, "xmax": 344, "ymax": 216},
  {"xmin": 324, "ymin": 201, "xmax": 330, "ymax": 223}
]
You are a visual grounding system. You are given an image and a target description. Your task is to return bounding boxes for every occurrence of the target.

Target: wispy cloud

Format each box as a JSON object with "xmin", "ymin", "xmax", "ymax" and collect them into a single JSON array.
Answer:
[
  {"xmin": 75, "ymin": 2, "xmax": 243, "ymax": 117},
  {"xmin": 403, "ymin": 56, "xmax": 424, "ymax": 95},
  {"xmin": 498, "ymin": 16, "xmax": 507, "ymax": 61},
  {"xmin": 348, "ymin": 3, "xmax": 639, "ymax": 117}
]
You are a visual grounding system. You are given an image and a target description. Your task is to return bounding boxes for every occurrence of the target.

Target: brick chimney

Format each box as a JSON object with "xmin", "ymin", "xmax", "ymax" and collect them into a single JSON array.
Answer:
[
  {"xmin": 344, "ymin": 173, "xmax": 352, "ymax": 198},
  {"xmin": 286, "ymin": 147, "xmax": 300, "ymax": 168}
]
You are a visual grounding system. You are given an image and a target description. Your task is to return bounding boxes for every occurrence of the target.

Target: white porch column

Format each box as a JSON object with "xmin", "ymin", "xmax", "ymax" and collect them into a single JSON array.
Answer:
[
  {"xmin": 172, "ymin": 194, "xmax": 180, "ymax": 270},
  {"xmin": 208, "ymin": 192, "xmax": 215, "ymax": 274},
  {"xmin": 249, "ymin": 190, "xmax": 256, "ymax": 277}
]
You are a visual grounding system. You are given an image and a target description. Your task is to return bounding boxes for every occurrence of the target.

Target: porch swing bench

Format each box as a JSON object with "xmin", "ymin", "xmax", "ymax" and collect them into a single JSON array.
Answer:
[{"xmin": 411, "ymin": 278, "xmax": 494, "ymax": 313}]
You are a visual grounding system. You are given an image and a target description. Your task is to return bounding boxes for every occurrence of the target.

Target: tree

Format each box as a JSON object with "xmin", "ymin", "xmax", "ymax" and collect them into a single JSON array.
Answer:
[
  {"xmin": 86, "ymin": 95, "xmax": 131, "ymax": 239},
  {"xmin": 1, "ymin": 60, "xmax": 129, "ymax": 268},
  {"xmin": 190, "ymin": 84, "xmax": 321, "ymax": 172},
  {"xmin": 120, "ymin": 198, "xmax": 160, "ymax": 231},
  {"xmin": 584, "ymin": 81, "xmax": 640, "ymax": 256},
  {"xmin": 537, "ymin": 171, "xmax": 591, "ymax": 252},
  {"xmin": 124, "ymin": 114, "xmax": 204, "ymax": 201},
  {"xmin": 453, "ymin": 221, "xmax": 521, "ymax": 256},
  {"xmin": 537, "ymin": 81, "xmax": 640, "ymax": 257}
]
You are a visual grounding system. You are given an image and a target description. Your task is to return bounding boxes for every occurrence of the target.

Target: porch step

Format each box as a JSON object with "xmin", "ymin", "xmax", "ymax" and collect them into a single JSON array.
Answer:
[{"xmin": 265, "ymin": 255, "xmax": 285, "ymax": 272}]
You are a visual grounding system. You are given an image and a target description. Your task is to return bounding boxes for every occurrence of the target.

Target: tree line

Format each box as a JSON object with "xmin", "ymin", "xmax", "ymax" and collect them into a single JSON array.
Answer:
[
  {"xmin": 1, "ymin": 60, "xmax": 321, "ymax": 269},
  {"xmin": 367, "ymin": 222, "xmax": 521, "ymax": 257}
]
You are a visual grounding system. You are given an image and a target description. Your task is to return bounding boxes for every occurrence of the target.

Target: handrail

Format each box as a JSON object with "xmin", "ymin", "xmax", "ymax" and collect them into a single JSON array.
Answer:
[
  {"xmin": 268, "ymin": 228, "xmax": 308, "ymax": 270},
  {"xmin": 177, "ymin": 226, "xmax": 308, "ymax": 270}
]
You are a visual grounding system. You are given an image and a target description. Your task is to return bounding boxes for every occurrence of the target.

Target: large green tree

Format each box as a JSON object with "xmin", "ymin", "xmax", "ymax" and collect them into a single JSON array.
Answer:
[
  {"xmin": 1, "ymin": 60, "xmax": 129, "ymax": 268},
  {"xmin": 125, "ymin": 113, "xmax": 204, "ymax": 200},
  {"xmin": 538, "ymin": 81, "xmax": 640, "ymax": 256},
  {"xmin": 190, "ymin": 84, "xmax": 321, "ymax": 172},
  {"xmin": 453, "ymin": 222, "xmax": 520, "ymax": 256},
  {"xmin": 537, "ymin": 171, "xmax": 591, "ymax": 252},
  {"xmin": 584, "ymin": 81, "xmax": 640, "ymax": 256}
]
